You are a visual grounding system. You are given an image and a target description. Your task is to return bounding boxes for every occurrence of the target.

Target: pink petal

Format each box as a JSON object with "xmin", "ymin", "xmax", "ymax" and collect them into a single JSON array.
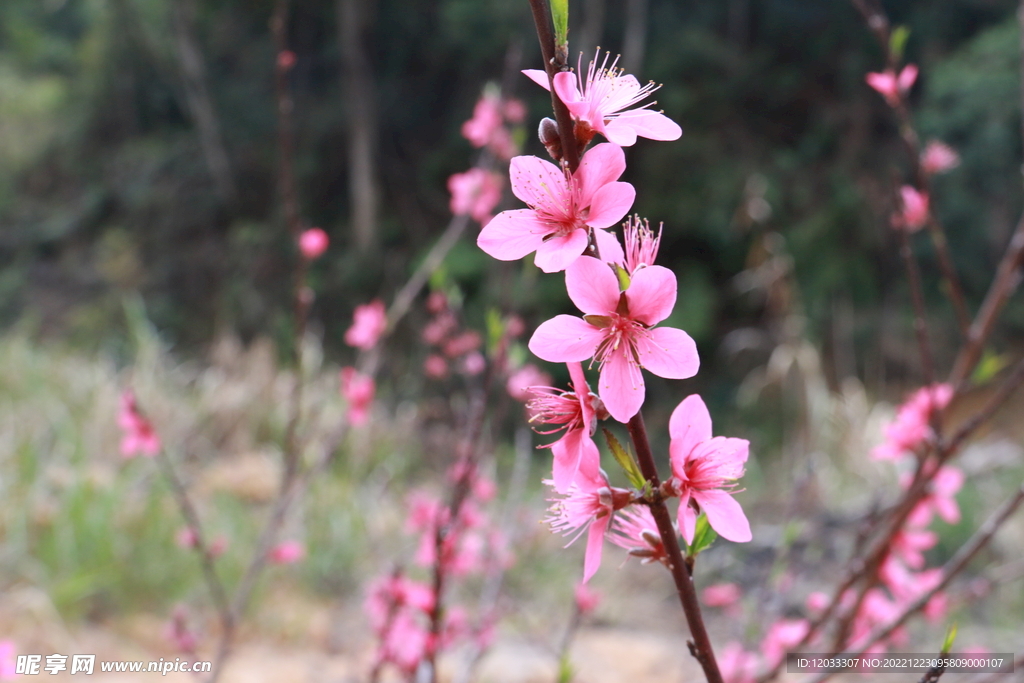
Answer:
[
  {"xmin": 677, "ymin": 492, "xmax": 696, "ymax": 544},
  {"xmin": 599, "ymin": 349, "xmax": 645, "ymax": 422},
  {"xmin": 566, "ymin": 256, "xmax": 621, "ymax": 314},
  {"xmin": 582, "ymin": 514, "xmax": 610, "ymax": 583},
  {"xmin": 553, "ymin": 431, "xmax": 600, "ymax": 494},
  {"xmin": 509, "ymin": 155, "xmax": 568, "ymax": 209},
  {"xmin": 626, "ymin": 265, "xmax": 677, "ymax": 325},
  {"xmin": 575, "ymin": 143, "xmax": 627, "ymax": 207},
  {"xmin": 477, "ymin": 210, "xmax": 548, "ymax": 262},
  {"xmin": 593, "ymin": 228, "xmax": 625, "ymax": 264},
  {"xmin": 609, "ymin": 110, "xmax": 682, "ymax": 141},
  {"xmin": 898, "ymin": 64, "xmax": 918, "ymax": 91},
  {"xmin": 692, "ymin": 437, "xmax": 749, "ymax": 480},
  {"xmin": 636, "ymin": 327, "xmax": 699, "ymax": 379},
  {"xmin": 693, "ymin": 490, "xmax": 751, "ymax": 543},
  {"xmin": 522, "ymin": 69, "xmax": 552, "ymax": 91},
  {"xmin": 586, "ymin": 181, "xmax": 636, "ymax": 229},
  {"xmin": 669, "ymin": 394, "xmax": 713, "ymax": 465},
  {"xmin": 552, "ymin": 71, "xmax": 582, "ymax": 105},
  {"xmin": 567, "ymin": 361, "xmax": 594, "ymax": 432},
  {"xmin": 602, "ymin": 122, "xmax": 639, "ymax": 147},
  {"xmin": 534, "ymin": 228, "xmax": 589, "ymax": 273},
  {"xmin": 935, "ymin": 498, "xmax": 961, "ymax": 525},
  {"xmin": 529, "ymin": 315, "xmax": 603, "ymax": 363}
]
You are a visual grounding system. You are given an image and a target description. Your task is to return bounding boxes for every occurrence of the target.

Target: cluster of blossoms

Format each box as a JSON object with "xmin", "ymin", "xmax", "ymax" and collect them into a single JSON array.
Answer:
[
  {"xmin": 864, "ymin": 63, "xmax": 960, "ymax": 232},
  {"xmin": 420, "ymin": 291, "xmax": 487, "ymax": 379},
  {"xmin": 471, "ymin": 52, "xmax": 752, "ymax": 584},
  {"xmin": 448, "ymin": 88, "xmax": 526, "ymax": 225},
  {"xmin": 340, "ymin": 300, "xmax": 386, "ymax": 425},
  {"xmin": 365, "ymin": 462, "xmax": 510, "ymax": 678}
]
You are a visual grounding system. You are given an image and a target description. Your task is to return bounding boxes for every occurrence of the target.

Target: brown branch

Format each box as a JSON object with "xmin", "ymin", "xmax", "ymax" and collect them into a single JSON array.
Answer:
[
  {"xmin": 627, "ymin": 412, "xmax": 724, "ymax": 683},
  {"xmin": 526, "ymin": 0, "xmax": 581, "ymax": 173}
]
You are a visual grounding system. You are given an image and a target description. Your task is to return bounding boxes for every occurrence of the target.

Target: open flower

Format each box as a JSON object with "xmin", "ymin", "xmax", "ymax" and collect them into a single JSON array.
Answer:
[
  {"xmin": 545, "ymin": 468, "xmax": 633, "ymax": 583},
  {"xmin": 524, "ymin": 51, "xmax": 683, "ymax": 147},
  {"xmin": 529, "ymin": 256, "xmax": 699, "ymax": 422},
  {"xmin": 448, "ymin": 168, "xmax": 502, "ymax": 224},
  {"xmin": 667, "ymin": 395, "xmax": 751, "ymax": 543},
  {"xmin": 477, "ymin": 144, "xmax": 632, "ymax": 273},
  {"xmin": 118, "ymin": 389, "xmax": 161, "ymax": 458},
  {"xmin": 866, "ymin": 64, "xmax": 918, "ymax": 107},
  {"xmin": 607, "ymin": 504, "xmax": 668, "ymax": 565},
  {"xmin": 345, "ymin": 300, "xmax": 387, "ymax": 350},
  {"xmin": 921, "ymin": 140, "xmax": 960, "ymax": 175},
  {"xmin": 526, "ymin": 362, "xmax": 602, "ymax": 493},
  {"xmin": 340, "ymin": 367, "xmax": 375, "ymax": 426}
]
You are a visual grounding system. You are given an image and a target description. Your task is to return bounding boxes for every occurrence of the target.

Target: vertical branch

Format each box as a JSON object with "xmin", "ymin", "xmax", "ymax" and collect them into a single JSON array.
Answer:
[
  {"xmin": 339, "ymin": 0, "xmax": 381, "ymax": 252},
  {"xmin": 170, "ymin": 0, "xmax": 237, "ymax": 207},
  {"xmin": 526, "ymin": 0, "xmax": 581, "ymax": 173},
  {"xmin": 898, "ymin": 228, "xmax": 937, "ymax": 387},
  {"xmin": 627, "ymin": 413, "xmax": 724, "ymax": 683}
]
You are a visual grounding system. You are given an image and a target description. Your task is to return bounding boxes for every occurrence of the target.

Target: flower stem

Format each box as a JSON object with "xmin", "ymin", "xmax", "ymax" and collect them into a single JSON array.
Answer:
[{"xmin": 627, "ymin": 411, "xmax": 724, "ymax": 683}]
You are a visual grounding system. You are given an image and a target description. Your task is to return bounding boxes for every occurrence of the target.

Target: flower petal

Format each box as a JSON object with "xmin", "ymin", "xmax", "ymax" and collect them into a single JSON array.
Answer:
[
  {"xmin": 599, "ymin": 349, "xmax": 645, "ymax": 422},
  {"xmin": 669, "ymin": 394, "xmax": 713, "ymax": 471},
  {"xmin": 534, "ymin": 228, "xmax": 589, "ymax": 273},
  {"xmin": 602, "ymin": 122, "xmax": 639, "ymax": 147},
  {"xmin": 509, "ymin": 155, "xmax": 568, "ymax": 210},
  {"xmin": 529, "ymin": 315, "xmax": 603, "ymax": 363},
  {"xmin": 691, "ymin": 437, "xmax": 749, "ymax": 480},
  {"xmin": 552, "ymin": 430, "xmax": 583, "ymax": 494},
  {"xmin": 586, "ymin": 182, "xmax": 636, "ymax": 229},
  {"xmin": 677, "ymin": 492, "xmax": 696, "ymax": 544},
  {"xmin": 552, "ymin": 71, "xmax": 581, "ymax": 104},
  {"xmin": 522, "ymin": 69, "xmax": 552, "ymax": 91},
  {"xmin": 593, "ymin": 228, "xmax": 625, "ymax": 265},
  {"xmin": 626, "ymin": 265, "xmax": 677, "ymax": 325},
  {"xmin": 636, "ymin": 327, "xmax": 699, "ymax": 380},
  {"xmin": 693, "ymin": 490, "xmax": 752, "ymax": 543},
  {"xmin": 566, "ymin": 256, "xmax": 621, "ymax": 314},
  {"xmin": 477, "ymin": 209, "xmax": 548, "ymax": 261},
  {"xmin": 567, "ymin": 361, "xmax": 594, "ymax": 432},
  {"xmin": 575, "ymin": 143, "xmax": 627, "ymax": 207},
  {"xmin": 610, "ymin": 110, "xmax": 683, "ymax": 141},
  {"xmin": 582, "ymin": 514, "xmax": 610, "ymax": 583}
]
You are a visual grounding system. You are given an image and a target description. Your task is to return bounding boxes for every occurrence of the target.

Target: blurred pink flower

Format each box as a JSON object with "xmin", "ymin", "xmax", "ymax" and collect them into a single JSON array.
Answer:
[
  {"xmin": 462, "ymin": 93, "xmax": 503, "ymax": 148},
  {"xmin": 574, "ymin": 582, "xmax": 601, "ymax": 614},
  {"xmin": 345, "ymin": 300, "xmax": 387, "ymax": 350},
  {"xmin": 866, "ymin": 64, "xmax": 918, "ymax": 107},
  {"xmin": 460, "ymin": 351, "xmax": 486, "ymax": 376},
  {"xmin": 340, "ymin": 367, "xmax": 375, "ymax": 426},
  {"xmin": 444, "ymin": 331, "xmax": 482, "ymax": 358},
  {"xmin": 269, "ymin": 539, "xmax": 305, "ymax": 564},
  {"xmin": 164, "ymin": 605, "xmax": 198, "ymax": 655},
  {"xmin": 477, "ymin": 144, "xmax": 633, "ymax": 273},
  {"xmin": 805, "ymin": 591, "xmax": 830, "ymax": 613},
  {"xmin": 719, "ymin": 642, "xmax": 758, "ymax": 683},
  {"xmin": 176, "ymin": 526, "xmax": 198, "ymax": 549},
  {"xmin": 524, "ymin": 51, "xmax": 683, "ymax": 147},
  {"xmin": 365, "ymin": 574, "xmax": 435, "ymax": 631},
  {"xmin": 761, "ymin": 618, "xmax": 809, "ymax": 668},
  {"xmin": 906, "ymin": 465, "xmax": 964, "ymax": 526},
  {"xmin": 506, "ymin": 364, "xmax": 552, "ymax": 403},
  {"xmin": 277, "ymin": 50, "xmax": 296, "ymax": 71},
  {"xmin": 668, "ymin": 395, "xmax": 751, "ymax": 544},
  {"xmin": 503, "ymin": 98, "xmax": 527, "ymax": 124},
  {"xmin": 529, "ymin": 256, "xmax": 698, "ymax": 422},
  {"xmin": 702, "ymin": 582, "xmax": 742, "ymax": 608},
  {"xmin": 871, "ymin": 384, "xmax": 952, "ymax": 461},
  {"xmin": 423, "ymin": 354, "xmax": 449, "ymax": 379},
  {"xmin": 921, "ymin": 140, "xmax": 960, "ymax": 175},
  {"xmin": 298, "ymin": 227, "xmax": 329, "ymax": 259},
  {"xmin": 891, "ymin": 185, "xmax": 929, "ymax": 232},
  {"xmin": 0, "ymin": 641, "xmax": 16, "ymax": 681},
  {"xmin": 448, "ymin": 168, "xmax": 503, "ymax": 224},
  {"xmin": 526, "ymin": 362, "xmax": 601, "ymax": 493},
  {"xmin": 118, "ymin": 389, "xmax": 161, "ymax": 458}
]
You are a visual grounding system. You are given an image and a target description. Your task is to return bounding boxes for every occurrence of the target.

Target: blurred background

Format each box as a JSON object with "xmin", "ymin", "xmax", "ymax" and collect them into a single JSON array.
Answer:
[{"xmin": 2, "ymin": 0, "xmax": 1024, "ymax": 680}]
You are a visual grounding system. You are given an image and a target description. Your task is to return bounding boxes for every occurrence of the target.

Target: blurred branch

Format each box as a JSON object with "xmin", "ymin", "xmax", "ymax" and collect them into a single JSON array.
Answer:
[{"xmin": 621, "ymin": 0, "xmax": 649, "ymax": 76}]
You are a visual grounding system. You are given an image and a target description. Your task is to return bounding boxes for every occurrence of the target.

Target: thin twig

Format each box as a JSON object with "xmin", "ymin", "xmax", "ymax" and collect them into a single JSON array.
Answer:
[{"xmin": 526, "ymin": 0, "xmax": 581, "ymax": 173}]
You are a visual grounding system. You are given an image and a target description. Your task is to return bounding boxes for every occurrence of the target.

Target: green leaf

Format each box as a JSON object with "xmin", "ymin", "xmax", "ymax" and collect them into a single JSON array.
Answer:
[
  {"xmin": 685, "ymin": 513, "xmax": 718, "ymax": 557},
  {"xmin": 603, "ymin": 428, "xmax": 645, "ymax": 489},
  {"xmin": 941, "ymin": 622, "xmax": 958, "ymax": 654},
  {"xmin": 890, "ymin": 26, "xmax": 911, "ymax": 63},
  {"xmin": 557, "ymin": 654, "xmax": 574, "ymax": 683},
  {"xmin": 972, "ymin": 350, "xmax": 1008, "ymax": 384},
  {"xmin": 550, "ymin": 0, "xmax": 569, "ymax": 50},
  {"xmin": 486, "ymin": 308, "xmax": 503, "ymax": 354},
  {"xmin": 613, "ymin": 263, "xmax": 631, "ymax": 291}
]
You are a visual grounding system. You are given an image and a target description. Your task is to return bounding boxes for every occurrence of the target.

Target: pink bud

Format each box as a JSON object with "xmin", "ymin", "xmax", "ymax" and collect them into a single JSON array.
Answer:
[
  {"xmin": 701, "ymin": 582, "xmax": 741, "ymax": 608},
  {"xmin": 176, "ymin": 527, "xmax": 198, "ymax": 549},
  {"xmin": 891, "ymin": 185, "xmax": 929, "ymax": 232},
  {"xmin": 423, "ymin": 354, "xmax": 449, "ymax": 379},
  {"xmin": 269, "ymin": 540, "xmax": 305, "ymax": 564},
  {"xmin": 574, "ymin": 582, "xmax": 601, "ymax": 614},
  {"xmin": 299, "ymin": 227, "xmax": 329, "ymax": 259},
  {"xmin": 921, "ymin": 140, "xmax": 960, "ymax": 175}
]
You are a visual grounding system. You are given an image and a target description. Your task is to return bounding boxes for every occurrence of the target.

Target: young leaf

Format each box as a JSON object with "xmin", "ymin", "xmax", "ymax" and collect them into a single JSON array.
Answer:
[
  {"xmin": 602, "ymin": 428, "xmax": 645, "ymax": 490},
  {"xmin": 890, "ymin": 26, "xmax": 910, "ymax": 63},
  {"xmin": 685, "ymin": 513, "xmax": 718, "ymax": 557},
  {"xmin": 550, "ymin": 0, "xmax": 569, "ymax": 50},
  {"xmin": 613, "ymin": 263, "xmax": 631, "ymax": 292},
  {"xmin": 941, "ymin": 623, "xmax": 958, "ymax": 655}
]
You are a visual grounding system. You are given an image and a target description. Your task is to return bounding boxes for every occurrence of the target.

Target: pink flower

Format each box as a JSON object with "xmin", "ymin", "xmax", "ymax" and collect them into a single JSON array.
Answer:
[
  {"xmin": 0, "ymin": 641, "xmax": 16, "ymax": 681},
  {"xmin": 462, "ymin": 93, "xmax": 503, "ymax": 148},
  {"xmin": 268, "ymin": 539, "xmax": 305, "ymax": 564},
  {"xmin": 667, "ymin": 395, "xmax": 752, "ymax": 543},
  {"xmin": 460, "ymin": 351, "xmax": 486, "ymax": 376},
  {"xmin": 891, "ymin": 185, "xmax": 929, "ymax": 232},
  {"xmin": 448, "ymin": 168, "xmax": 503, "ymax": 224},
  {"xmin": 702, "ymin": 582, "xmax": 741, "ymax": 608},
  {"xmin": 298, "ymin": 227, "xmax": 329, "ymax": 259},
  {"xmin": 503, "ymin": 98, "xmax": 527, "ymax": 123},
  {"xmin": 340, "ymin": 367, "xmax": 375, "ymax": 426},
  {"xmin": 871, "ymin": 384, "xmax": 952, "ymax": 461},
  {"xmin": 761, "ymin": 618, "xmax": 809, "ymax": 669},
  {"xmin": 477, "ymin": 144, "xmax": 634, "ymax": 273},
  {"xmin": 176, "ymin": 526, "xmax": 198, "ymax": 549},
  {"xmin": 718, "ymin": 642, "xmax": 758, "ymax": 683},
  {"xmin": 365, "ymin": 574, "xmax": 435, "ymax": 631},
  {"xmin": 506, "ymin": 364, "xmax": 553, "ymax": 402},
  {"xmin": 345, "ymin": 300, "xmax": 387, "ymax": 350},
  {"xmin": 921, "ymin": 140, "xmax": 960, "ymax": 175},
  {"xmin": 622, "ymin": 215, "xmax": 661, "ymax": 274},
  {"xmin": 443, "ymin": 330, "xmax": 482, "ymax": 358},
  {"xmin": 574, "ymin": 582, "xmax": 602, "ymax": 614},
  {"xmin": 423, "ymin": 354, "xmax": 449, "ymax": 379},
  {"xmin": 545, "ymin": 468, "xmax": 633, "ymax": 583},
  {"xmin": 524, "ymin": 52, "xmax": 683, "ymax": 147},
  {"xmin": 907, "ymin": 466, "xmax": 964, "ymax": 526},
  {"xmin": 865, "ymin": 64, "xmax": 918, "ymax": 107},
  {"xmin": 277, "ymin": 50, "xmax": 297, "ymax": 71},
  {"xmin": 806, "ymin": 591, "xmax": 830, "ymax": 613},
  {"xmin": 526, "ymin": 362, "xmax": 602, "ymax": 493},
  {"xmin": 118, "ymin": 389, "xmax": 161, "ymax": 458},
  {"xmin": 607, "ymin": 504, "xmax": 668, "ymax": 565},
  {"xmin": 529, "ymin": 256, "xmax": 699, "ymax": 421},
  {"xmin": 164, "ymin": 606, "xmax": 198, "ymax": 655}
]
